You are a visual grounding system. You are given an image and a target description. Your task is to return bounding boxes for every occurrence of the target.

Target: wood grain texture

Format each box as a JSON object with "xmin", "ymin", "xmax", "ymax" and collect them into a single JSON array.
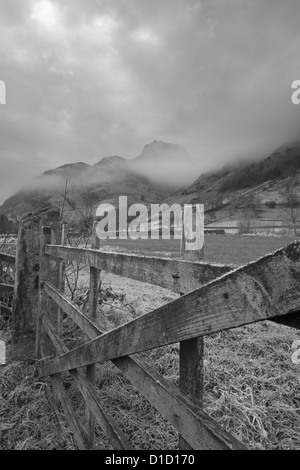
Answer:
[
  {"xmin": 43, "ymin": 316, "xmax": 132, "ymax": 450},
  {"xmin": 57, "ymin": 223, "xmax": 66, "ymax": 337},
  {"xmin": 45, "ymin": 244, "xmax": 231, "ymax": 294},
  {"xmin": 113, "ymin": 354, "xmax": 245, "ymax": 450},
  {"xmin": 35, "ymin": 227, "xmax": 52, "ymax": 358},
  {"xmin": 86, "ymin": 222, "xmax": 100, "ymax": 448},
  {"xmin": 41, "ymin": 242, "xmax": 300, "ymax": 376},
  {"xmin": 41, "ymin": 290, "xmax": 245, "ymax": 449},
  {"xmin": 12, "ymin": 210, "xmax": 60, "ymax": 358}
]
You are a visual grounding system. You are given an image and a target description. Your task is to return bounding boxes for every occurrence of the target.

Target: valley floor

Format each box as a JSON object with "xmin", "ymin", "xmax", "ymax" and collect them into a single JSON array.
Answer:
[{"xmin": 100, "ymin": 233, "xmax": 300, "ymax": 266}]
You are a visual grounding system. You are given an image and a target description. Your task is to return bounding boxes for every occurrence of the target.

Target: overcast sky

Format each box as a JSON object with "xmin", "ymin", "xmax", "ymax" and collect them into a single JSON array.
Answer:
[{"xmin": 0, "ymin": 0, "xmax": 300, "ymax": 204}]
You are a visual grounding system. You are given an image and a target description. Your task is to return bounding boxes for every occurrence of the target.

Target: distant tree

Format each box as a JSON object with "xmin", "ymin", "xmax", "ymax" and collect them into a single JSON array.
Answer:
[
  {"xmin": 238, "ymin": 194, "xmax": 260, "ymax": 233},
  {"xmin": 279, "ymin": 175, "xmax": 300, "ymax": 235},
  {"xmin": 77, "ymin": 198, "xmax": 94, "ymax": 235},
  {"xmin": 56, "ymin": 178, "xmax": 69, "ymax": 223},
  {"xmin": 226, "ymin": 195, "xmax": 239, "ymax": 219}
]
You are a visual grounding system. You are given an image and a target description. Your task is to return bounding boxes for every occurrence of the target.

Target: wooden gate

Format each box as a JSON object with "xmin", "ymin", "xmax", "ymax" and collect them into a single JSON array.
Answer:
[{"xmin": 37, "ymin": 226, "xmax": 300, "ymax": 450}]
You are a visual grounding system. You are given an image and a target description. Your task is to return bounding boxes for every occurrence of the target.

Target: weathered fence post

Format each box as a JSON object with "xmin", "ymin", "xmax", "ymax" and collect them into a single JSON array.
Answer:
[
  {"xmin": 36, "ymin": 225, "xmax": 62, "ymax": 358},
  {"xmin": 12, "ymin": 209, "xmax": 60, "ymax": 358},
  {"xmin": 36, "ymin": 226, "xmax": 51, "ymax": 358},
  {"xmin": 57, "ymin": 223, "xmax": 67, "ymax": 337},
  {"xmin": 179, "ymin": 205, "xmax": 204, "ymax": 450},
  {"xmin": 86, "ymin": 221, "xmax": 100, "ymax": 448}
]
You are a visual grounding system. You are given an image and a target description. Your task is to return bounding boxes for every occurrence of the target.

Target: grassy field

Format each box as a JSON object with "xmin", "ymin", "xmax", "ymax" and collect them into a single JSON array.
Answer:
[
  {"xmin": 100, "ymin": 233, "xmax": 300, "ymax": 266},
  {"xmin": 1, "ymin": 234, "xmax": 300, "ymax": 450}
]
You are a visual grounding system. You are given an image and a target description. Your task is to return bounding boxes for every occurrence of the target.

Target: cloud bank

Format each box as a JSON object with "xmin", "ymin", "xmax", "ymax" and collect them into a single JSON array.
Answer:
[{"xmin": 0, "ymin": 0, "xmax": 299, "ymax": 203}]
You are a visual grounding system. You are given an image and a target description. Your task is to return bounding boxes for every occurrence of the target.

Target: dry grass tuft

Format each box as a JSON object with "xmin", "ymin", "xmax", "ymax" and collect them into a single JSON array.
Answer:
[
  {"xmin": 204, "ymin": 322, "xmax": 300, "ymax": 450},
  {"xmin": 1, "ymin": 319, "xmax": 300, "ymax": 450},
  {"xmin": 0, "ymin": 359, "xmax": 76, "ymax": 450}
]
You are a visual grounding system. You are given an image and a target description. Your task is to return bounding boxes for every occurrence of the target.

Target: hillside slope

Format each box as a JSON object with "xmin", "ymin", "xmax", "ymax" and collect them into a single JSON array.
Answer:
[
  {"xmin": 168, "ymin": 141, "xmax": 300, "ymax": 222},
  {"xmin": 0, "ymin": 140, "xmax": 196, "ymax": 221}
]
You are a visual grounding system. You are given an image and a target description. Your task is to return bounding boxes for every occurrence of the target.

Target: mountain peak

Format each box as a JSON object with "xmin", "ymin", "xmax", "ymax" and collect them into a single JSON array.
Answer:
[
  {"xmin": 93, "ymin": 155, "xmax": 125, "ymax": 167},
  {"xmin": 42, "ymin": 162, "xmax": 91, "ymax": 177},
  {"xmin": 130, "ymin": 140, "xmax": 199, "ymax": 187},
  {"xmin": 135, "ymin": 140, "xmax": 194, "ymax": 163},
  {"xmin": 148, "ymin": 139, "xmax": 179, "ymax": 148}
]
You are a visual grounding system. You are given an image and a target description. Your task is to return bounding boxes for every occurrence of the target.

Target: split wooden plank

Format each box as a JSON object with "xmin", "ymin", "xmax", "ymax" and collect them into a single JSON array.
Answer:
[
  {"xmin": 113, "ymin": 354, "xmax": 245, "ymax": 450},
  {"xmin": 86, "ymin": 222, "xmax": 100, "ymax": 448},
  {"xmin": 40, "ymin": 242, "xmax": 300, "ymax": 376},
  {"xmin": 35, "ymin": 227, "xmax": 52, "ymax": 358},
  {"xmin": 45, "ymin": 244, "xmax": 232, "ymax": 294},
  {"xmin": 42, "ymin": 302, "xmax": 245, "ymax": 450},
  {"xmin": 43, "ymin": 316, "xmax": 132, "ymax": 450}
]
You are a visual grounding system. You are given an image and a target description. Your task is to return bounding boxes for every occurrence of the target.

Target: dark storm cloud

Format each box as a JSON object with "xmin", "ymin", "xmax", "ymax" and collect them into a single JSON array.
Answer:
[{"xmin": 0, "ymin": 0, "xmax": 299, "ymax": 202}]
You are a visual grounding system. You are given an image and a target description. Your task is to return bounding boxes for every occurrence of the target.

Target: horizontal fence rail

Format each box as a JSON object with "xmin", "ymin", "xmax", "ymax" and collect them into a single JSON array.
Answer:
[
  {"xmin": 40, "ymin": 241, "xmax": 300, "ymax": 377},
  {"xmin": 45, "ymin": 245, "xmax": 232, "ymax": 294}
]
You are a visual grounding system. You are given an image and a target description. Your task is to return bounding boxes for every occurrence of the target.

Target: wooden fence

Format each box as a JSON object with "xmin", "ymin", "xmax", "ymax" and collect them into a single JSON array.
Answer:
[
  {"xmin": 33, "ymin": 220, "xmax": 300, "ymax": 450},
  {"xmin": 0, "ymin": 251, "xmax": 15, "ymax": 318},
  {"xmin": 205, "ymin": 224, "xmax": 300, "ymax": 235}
]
